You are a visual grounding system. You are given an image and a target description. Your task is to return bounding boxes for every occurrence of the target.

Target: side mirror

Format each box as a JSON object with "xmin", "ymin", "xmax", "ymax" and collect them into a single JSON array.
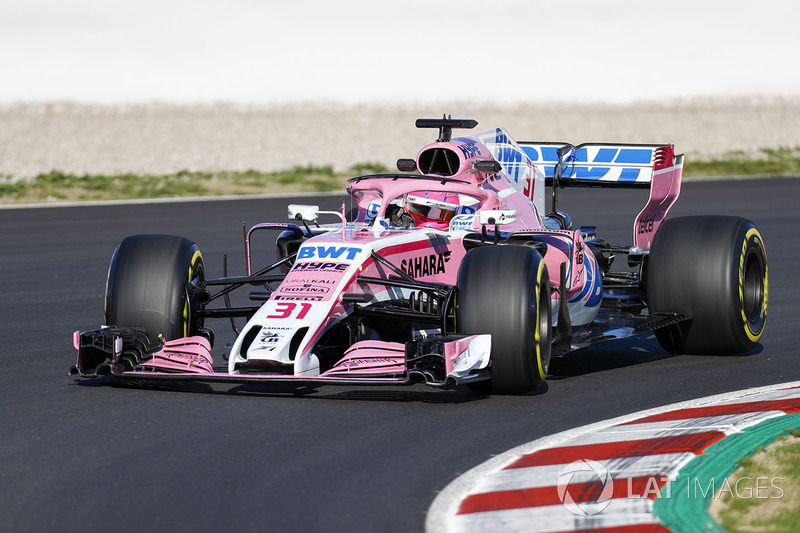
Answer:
[
  {"xmin": 288, "ymin": 204, "xmax": 320, "ymax": 222},
  {"xmin": 479, "ymin": 209, "xmax": 517, "ymax": 226},
  {"xmin": 397, "ymin": 159, "xmax": 417, "ymax": 172},
  {"xmin": 474, "ymin": 160, "xmax": 502, "ymax": 173}
]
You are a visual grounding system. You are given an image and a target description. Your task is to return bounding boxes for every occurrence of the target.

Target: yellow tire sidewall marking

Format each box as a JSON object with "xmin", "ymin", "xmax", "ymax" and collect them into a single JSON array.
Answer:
[
  {"xmin": 739, "ymin": 228, "xmax": 767, "ymax": 343},
  {"xmin": 535, "ymin": 259, "xmax": 547, "ymax": 381},
  {"xmin": 184, "ymin": 249, "xmax": 203, "ymax": 338}
]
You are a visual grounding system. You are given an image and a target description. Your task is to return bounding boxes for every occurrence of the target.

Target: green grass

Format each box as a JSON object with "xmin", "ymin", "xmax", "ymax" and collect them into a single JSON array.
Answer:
[
  {"xmin": 0, "ymin": 162, "xmax": 389, "ymax": 204},
  {"xmin": 684, "ymin": 147, "xmax": 800, "ymax": 177},
  {"xmin": 715, "ymin": 434, "xmax": 800, "ymax": 532},
  {"xmin": 2, "ymin": 149, "xmax": 799, "ymax": 205}
]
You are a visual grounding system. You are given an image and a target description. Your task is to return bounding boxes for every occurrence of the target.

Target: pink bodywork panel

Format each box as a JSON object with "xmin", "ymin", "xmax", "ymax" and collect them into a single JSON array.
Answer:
[
  {"xmin": 633, "ymin": 145, "xmax": 683, "ymax": 249},
  {"xmin": 508, "ymin": 229, "xmax": 588, "ymax": 298}
]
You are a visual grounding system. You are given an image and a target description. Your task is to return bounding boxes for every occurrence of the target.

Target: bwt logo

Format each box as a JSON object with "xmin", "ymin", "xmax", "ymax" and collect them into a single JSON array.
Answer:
[
  {"xmin": 557, "ymin": 460, "xmax": 614, "ymax": 516},
  {"xmin": 297, "ymin": 245, "xmax": 362, "ymax": 261}
]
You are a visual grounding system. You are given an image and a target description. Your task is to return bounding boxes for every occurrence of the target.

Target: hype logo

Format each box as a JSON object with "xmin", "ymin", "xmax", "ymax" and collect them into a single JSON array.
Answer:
[{"xmin": 456, "ymin": 138, "xmax": 482, "ymax": 159}]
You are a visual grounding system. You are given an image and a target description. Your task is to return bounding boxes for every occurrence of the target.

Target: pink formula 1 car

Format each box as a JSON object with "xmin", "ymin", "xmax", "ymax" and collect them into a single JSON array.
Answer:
[{"xmin": 70, "ymin": 118, "xmax": 768, "ymax": 394}]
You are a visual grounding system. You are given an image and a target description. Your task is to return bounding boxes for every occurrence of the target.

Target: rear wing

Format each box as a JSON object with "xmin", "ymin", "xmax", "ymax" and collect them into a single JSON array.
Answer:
[
  {"xmin": 519, "ymin": 142, "xmax": 681, "ymax": 187},
  {"xmin": 518, "ymin": 142, "xmax": 684, "ymax": 249}
]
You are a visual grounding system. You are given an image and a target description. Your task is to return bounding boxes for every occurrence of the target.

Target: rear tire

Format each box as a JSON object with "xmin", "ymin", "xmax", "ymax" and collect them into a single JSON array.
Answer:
[
  {"xmin": 456, "ymin": 245, "xmax": 552, "ymax": 394},
  {"xmin": 648, "ymin": 216, "xmax": 768, "ymax": 354},
  {"xmin": 105, "ymin": 234, "xmax": 205, "ymax": 341}
]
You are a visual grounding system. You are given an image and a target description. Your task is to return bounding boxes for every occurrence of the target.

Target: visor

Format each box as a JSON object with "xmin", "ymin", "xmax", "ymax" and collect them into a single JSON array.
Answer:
[{"xmin": 407, "ymin": 203, "xmax": 455, "ymax": 222}]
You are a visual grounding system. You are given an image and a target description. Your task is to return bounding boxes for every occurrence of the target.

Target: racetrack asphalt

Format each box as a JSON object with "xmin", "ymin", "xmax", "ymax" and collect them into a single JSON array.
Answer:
[{"xmin": 1, "ymin": 177, "xmax": 798, "ymax": 532}]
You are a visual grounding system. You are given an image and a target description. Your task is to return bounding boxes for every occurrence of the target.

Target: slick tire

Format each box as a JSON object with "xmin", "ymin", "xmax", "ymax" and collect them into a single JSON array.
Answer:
[
  {"xmin": 648, "ymin": 216, "xmax": 768, "ymax": 354},
  {"xmin": 456, "ymin": 245, "xmax": 552, "ymax": 394},
  {"xmin": 105, "ymin": 234, "xmax": 205, "ymax": 341}
]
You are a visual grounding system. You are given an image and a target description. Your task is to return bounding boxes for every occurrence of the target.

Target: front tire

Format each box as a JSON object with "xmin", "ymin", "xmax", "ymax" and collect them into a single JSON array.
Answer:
[
  {"xmin": 456, "ymin": 245, "xmax": 552, "ymax": 394},
  {"xmin": 105, "ymin": 234, "xmax": 205, "ymax": 341},
  {"xmin": 648, "ymin": 216, "xmax": 768, "ymax": 354}
]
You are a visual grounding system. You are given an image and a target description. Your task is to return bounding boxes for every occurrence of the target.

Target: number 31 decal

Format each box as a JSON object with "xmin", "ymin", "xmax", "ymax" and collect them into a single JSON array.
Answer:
[{"xmin": 266, "ymin": 302, "xmax": 313, "ymax": 319}]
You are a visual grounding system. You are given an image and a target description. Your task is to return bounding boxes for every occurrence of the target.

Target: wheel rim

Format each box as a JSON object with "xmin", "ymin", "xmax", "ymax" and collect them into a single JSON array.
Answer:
[{"xmin": 742, "ymin": 247, "xmax": 765, "ymax": 325}]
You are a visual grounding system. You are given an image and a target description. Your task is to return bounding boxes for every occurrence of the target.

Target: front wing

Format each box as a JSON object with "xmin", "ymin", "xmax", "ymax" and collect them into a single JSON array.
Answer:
[{"xmin": 69, "ymin": 327, "xmax": 493, "ymax": 389}]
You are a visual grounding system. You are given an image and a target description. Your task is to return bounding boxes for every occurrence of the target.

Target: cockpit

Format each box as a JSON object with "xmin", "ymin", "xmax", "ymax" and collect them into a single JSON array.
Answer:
[{"xmin": 346, "ymin": 175, "xmax": 496, "ymax": 231}]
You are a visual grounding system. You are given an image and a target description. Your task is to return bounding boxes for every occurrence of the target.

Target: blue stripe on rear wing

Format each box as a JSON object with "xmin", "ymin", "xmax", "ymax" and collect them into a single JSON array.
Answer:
[{"xmin": 520, "ymin": 142, "xmax": 671, "ymax": 188}]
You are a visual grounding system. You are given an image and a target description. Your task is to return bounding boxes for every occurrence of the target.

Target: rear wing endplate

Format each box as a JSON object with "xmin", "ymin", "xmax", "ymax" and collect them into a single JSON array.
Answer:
[{"xmin": 518, "ymin": 142, "xmax": 684, "ymax": 249}]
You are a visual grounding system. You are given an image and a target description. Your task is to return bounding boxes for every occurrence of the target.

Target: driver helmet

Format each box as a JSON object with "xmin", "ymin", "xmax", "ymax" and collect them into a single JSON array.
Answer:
[{"xmin": 404, "ymin": 192, "xmax": 460, "ymax": 229}]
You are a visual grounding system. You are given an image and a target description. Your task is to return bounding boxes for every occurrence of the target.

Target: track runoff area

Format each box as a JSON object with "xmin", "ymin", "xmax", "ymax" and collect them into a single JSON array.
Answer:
[{"xmin": 427, "ymin": 381, "xmax": 800, "ymax": 532}]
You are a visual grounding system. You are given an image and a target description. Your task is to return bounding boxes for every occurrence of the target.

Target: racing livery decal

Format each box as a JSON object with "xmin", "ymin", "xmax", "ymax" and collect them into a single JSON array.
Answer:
[
  {"xmin": 297, "ymin": 245, "xmax": 362, "ymax": 261},
  {"xmin": 401, "ymin": 250, "xmax": 452, "ymax": 278}
]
